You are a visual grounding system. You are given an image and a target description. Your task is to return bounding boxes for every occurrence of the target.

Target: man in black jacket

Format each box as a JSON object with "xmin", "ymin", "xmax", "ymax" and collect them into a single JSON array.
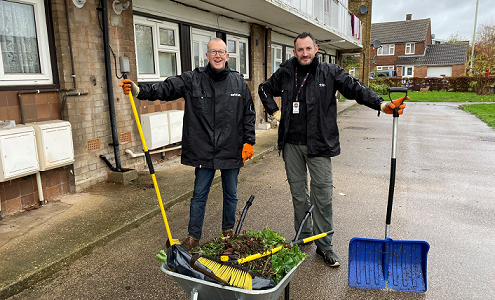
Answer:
[
  {"xmin": 121, "ymin": 38, "xmax": 256, "ymax": 251},
  {"xmin": 258, "ymin": 32, "xmax": 406, "ymax": 267}
]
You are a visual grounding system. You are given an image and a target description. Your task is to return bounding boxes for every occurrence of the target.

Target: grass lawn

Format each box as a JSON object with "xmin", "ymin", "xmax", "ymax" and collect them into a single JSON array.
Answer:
[
  {"xmin": 461, "ymin": 103, "xmax": 495, "ymax": 129},
  {"xmin": 388, "ymin": 91, "xmax": 495, "ymax": 102}
]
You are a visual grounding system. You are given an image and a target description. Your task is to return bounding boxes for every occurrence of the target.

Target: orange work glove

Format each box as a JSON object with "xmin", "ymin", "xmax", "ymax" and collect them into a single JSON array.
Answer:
[
  {"xmin": 381, "ymin": 96, "xmax": 409, "ymax": 115},
  {"xmin": 242, "ymin": 143, "xmax": 254, "ymax": 163},
  {"xmin": 119, "ymin": 79, "xmax": 139, "ymax": 96}
]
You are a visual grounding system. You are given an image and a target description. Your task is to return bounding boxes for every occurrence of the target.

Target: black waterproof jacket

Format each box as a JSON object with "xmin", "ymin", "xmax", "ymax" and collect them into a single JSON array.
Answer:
[
  {"xmin": 137, "ymin": 66, "xmax": 256, "ymax": 170},
  {"xmin": 259, "ymin": 56, "xmax": 384, "ymax": 157}
]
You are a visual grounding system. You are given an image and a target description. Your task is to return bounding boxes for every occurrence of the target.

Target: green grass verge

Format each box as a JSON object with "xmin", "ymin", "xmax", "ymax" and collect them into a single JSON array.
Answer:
[
  {"xmin": 461, "ymin": 103, "xmax": 495, "ymax": 129},
  {"xmin": 388, "ymin": 91, "xmax": 495, "ymax": 102}
]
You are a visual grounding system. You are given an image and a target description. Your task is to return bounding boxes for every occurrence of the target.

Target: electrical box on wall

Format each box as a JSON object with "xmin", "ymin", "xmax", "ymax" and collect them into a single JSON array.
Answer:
[
  {"xmin": 28, "ymin": 120, "xmax": 75, "ymax": 171},
  {"xmin": 141, "ymin": 112, "xmax": 169, "ymax": 150},
  {"xmin": 166, "ymin": 110, "xmax": 184, "ymax": 144},
  {"xmin": 0, "ymin": 125, "xmax": 40, "ymax": 182}
]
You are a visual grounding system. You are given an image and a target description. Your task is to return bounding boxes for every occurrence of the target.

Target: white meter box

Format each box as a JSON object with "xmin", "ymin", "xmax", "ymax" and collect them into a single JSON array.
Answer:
[
  {"xmin": 0, "ymin": 125, "xmax": 40, "ymax": 182},
  {"xmin": 141, "ymin": 112, "xmax": 169, "ymax": 150},
  {"xmin": 166, "ymin": 110, "xmax": 184, "ymax": 144},
  {"xmin": 28, "ymin": 120, "xmax": 75, "ymax": 171}
]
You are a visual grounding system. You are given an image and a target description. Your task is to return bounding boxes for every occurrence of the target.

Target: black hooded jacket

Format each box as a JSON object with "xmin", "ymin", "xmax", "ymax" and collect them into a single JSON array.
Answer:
[
  {"xmin": 137, "ymin": 63, "xmax": 256, "ymax": 169},
  {"xmin": 259, "ymin": 56, "xmax": 384, "ymax": 157}
]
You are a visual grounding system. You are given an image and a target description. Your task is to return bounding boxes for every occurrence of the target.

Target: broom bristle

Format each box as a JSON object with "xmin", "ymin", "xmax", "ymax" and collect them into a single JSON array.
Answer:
[{"xmin": 197, "ymin": 256, "xmax": 253, "ymax": 290}]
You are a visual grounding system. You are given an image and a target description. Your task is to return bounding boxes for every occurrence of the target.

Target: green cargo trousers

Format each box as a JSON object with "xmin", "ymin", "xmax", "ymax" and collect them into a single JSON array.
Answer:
[{"xmin": 283, "ymin": 143, "xmax": 334, "ymax": 251}]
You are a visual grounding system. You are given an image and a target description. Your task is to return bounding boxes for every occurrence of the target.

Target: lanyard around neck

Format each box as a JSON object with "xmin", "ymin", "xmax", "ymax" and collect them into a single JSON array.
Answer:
[{"xmin": 295, "ymin": 68, "xmax": 310, "ymax": 101}]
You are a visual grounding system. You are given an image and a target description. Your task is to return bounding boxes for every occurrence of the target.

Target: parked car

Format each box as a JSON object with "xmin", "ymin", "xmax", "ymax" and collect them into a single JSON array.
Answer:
[{"xmin": 369, "ymin": 69, "xmax": 398, "ymax": 79}]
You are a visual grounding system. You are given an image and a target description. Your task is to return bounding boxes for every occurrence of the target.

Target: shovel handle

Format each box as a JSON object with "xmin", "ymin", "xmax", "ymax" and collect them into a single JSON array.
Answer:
[{"xmin": 385, "ymin": 88, "xmax": 408, "ymax": 238}]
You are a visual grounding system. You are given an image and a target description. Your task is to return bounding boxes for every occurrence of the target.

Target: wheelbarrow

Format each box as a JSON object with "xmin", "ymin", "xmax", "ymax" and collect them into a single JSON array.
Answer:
[
  {"xmin": 160, "ymin": 205, "xmax": 319, "ymax": 299},
  {"xmin": 161, "ymin": 260, "xmax": 303, "ymax": 300}
]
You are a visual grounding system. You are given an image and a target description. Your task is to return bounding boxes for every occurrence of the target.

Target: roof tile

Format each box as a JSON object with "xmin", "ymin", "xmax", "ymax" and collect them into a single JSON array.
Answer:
[{"xmin": 371, "ymin": 19, "xmax": 431, "ymax": 44}]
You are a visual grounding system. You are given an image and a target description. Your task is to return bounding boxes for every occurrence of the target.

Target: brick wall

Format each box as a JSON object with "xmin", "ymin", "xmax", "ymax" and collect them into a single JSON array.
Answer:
[
  {"xmin": 415, "ymin": 66, "xmax": 428, "ymax": 77},
  {"xmin": 50, "ymin": 0, "xmax": 146, "ymax": 193},
  {"xmin": 452, "ymin": 64, "xmax": 467, "ymax": 77},
  {"xmin": 0, "ymin": 169, "xmax": 70, "ymax": 215},
  {"xmin": 349, "ymin": 0, "xmax": 372, "ymax": 86},
  {"xmin": 250, "ymin": 24, "xmax": 270, "ymax": 125}
]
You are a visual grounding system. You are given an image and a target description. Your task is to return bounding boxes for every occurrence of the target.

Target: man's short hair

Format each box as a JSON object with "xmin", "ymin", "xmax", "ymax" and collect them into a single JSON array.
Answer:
[
  {"xmin": 208, "ymin": 38, "xmax": 227, "ymax": 51},
  {"xmin": 294, "ymin": 32, "xmax": 316, "ymax": 47}
]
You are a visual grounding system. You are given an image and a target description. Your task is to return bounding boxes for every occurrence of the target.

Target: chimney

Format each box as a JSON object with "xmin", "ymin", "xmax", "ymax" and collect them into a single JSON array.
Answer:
[{"xmin": 406, "ymin": 14, "xmax": 412, "ymax": 20}]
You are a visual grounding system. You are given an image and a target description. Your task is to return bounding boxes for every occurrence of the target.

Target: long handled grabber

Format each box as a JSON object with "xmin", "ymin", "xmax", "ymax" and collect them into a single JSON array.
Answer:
[
  {"xmin": 123, "ymin": 74, "xmax": 180, "ymax": 249},
  {"xmin": 348, "ymin": 87, "xmax": 430, "ymax": 293}
]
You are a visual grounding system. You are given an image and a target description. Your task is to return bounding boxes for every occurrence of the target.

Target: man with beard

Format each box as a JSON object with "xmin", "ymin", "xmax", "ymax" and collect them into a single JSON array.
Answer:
[
  {"xmin": 121, "ymin": 38, "xmax": 256, "ymax": 251},
  {"xmin": 258, "ymin": 32, "xmax": 406, "ymax": 267}
]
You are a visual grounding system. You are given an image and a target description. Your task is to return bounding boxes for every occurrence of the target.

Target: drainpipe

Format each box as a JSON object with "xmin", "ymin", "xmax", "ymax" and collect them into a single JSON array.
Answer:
[
  {"xmin": 264, "ymin": 27, "xmax": 269, "ymax": 122},
  {"xmin": 100, "ymin": 0, "xmax": 122, "ymax": 172}
]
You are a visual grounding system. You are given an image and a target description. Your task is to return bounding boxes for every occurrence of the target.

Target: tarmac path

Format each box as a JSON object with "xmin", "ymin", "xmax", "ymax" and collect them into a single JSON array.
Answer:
[{"xmin": 7, "ymin": 102, "xmax": 495, "ymax": 299}]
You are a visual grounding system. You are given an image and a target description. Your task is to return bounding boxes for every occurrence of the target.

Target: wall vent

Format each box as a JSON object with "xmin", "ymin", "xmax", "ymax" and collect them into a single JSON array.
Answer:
[{"xmin": 87, "ymin": 138, "xmax": 101, "ymax": 151}]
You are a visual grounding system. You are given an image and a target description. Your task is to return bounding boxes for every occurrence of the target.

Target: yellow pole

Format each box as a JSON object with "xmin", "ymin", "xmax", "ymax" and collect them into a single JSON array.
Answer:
[{"xmin": 127, "ymin": 86, "xmax": 179, "ymax": 246}]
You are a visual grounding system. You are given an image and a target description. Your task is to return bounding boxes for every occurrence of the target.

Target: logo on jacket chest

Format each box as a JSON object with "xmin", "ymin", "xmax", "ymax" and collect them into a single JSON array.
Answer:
[
  {"xmin": 319, "ymin": 83, "xmax": 326, "ymax": 87},
  {"xmin": 230, "ymin": 93, "xmax": 241, "ymax": 97}
]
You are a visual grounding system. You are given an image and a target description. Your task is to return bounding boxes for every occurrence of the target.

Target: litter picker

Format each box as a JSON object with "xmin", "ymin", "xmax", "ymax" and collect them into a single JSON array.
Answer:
[
  {"xmin": 123, "ymin": 74, "xmax": 180, "ymax": 249},
  {"xmin": 348, "ymin": 87, "xmax": 430, "ymax": 293}
]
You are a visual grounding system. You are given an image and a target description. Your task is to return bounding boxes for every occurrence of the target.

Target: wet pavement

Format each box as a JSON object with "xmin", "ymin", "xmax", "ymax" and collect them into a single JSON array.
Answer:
[{"xmin": 1, "ymin": 100, "xmax": 495, "ymax": 299}]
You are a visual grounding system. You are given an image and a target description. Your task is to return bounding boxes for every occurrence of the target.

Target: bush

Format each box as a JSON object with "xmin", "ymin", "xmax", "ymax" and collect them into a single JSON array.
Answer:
[{"xmin": 369, "ymin": 83, "xmax": 389, "ymax": 95}]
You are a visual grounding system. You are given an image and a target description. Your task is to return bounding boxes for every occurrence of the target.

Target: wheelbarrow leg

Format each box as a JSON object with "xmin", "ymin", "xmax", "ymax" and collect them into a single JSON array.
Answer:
[
  {"xmin": 285, "ymin": 283, "xmax": 290, "ymax": 300},
  {"xmin": 190, "ymin": 287, "xmax": 198, "ymax": 300}
]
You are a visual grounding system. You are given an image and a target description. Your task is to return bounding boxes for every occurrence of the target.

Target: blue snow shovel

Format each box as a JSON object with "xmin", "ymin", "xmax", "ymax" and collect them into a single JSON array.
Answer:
[{"xmin": 348, "ymin": 87, "xmax": 430, "ymax": 293}]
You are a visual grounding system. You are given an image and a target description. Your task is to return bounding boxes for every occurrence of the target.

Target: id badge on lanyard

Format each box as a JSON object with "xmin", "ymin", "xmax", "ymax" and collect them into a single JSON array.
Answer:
[
  {"xmin": 294, "ymin": 69, "xmax": 309, "ymax": 115},
  {"xmin": 293, "ymin": 100, "xmax": 299, "ymax": 114}
]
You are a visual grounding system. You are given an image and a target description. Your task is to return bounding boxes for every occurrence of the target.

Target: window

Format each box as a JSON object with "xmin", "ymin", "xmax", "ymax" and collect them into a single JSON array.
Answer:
[
  {"xmin": 286, "ymin": 47, "xmax": 293, "ymax": 61},
  {"xmin": 227, "ymin": 36, "xmax": 249, "ymax": 78},
  {"xmin": 405, "ymin": 43, "xmax": 415, "ymax": 55},
  {"xmin": 271, "ymin": 44, "xmax": 283, "ymax": 75},
  {"xmin": 134, "ymin": 17, "xmax": 181, "ymax": 81},
  {"xmin": 192, "ymin": 29, "xmax": 215, "ymax": 69},
  {"xmin": 402, "ymin": 66, "xmax": 414, "ymax": 77},
  {"xmin": 377, "ymin": 66, "xmax": 394, "ymax": 70},
  {"xmin": 0, "ymin": 0, "xmax": 53, "ymax": 86},
  {"xmin": 330, "ymin": 56, "xmax": 336, "ymax": 64},
  {"xmin": 377, "ymin": 44, "xmax": 395, "ymax": 56}
]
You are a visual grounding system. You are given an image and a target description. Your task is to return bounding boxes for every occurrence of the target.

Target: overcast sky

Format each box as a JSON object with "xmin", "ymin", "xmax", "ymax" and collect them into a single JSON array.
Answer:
[{"xmin": 371, "ymin": 0, "xmax": 494, "ymax": 41}]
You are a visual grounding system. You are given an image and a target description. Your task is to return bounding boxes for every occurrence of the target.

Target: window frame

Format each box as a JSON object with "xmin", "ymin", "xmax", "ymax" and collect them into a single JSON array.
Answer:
[
  {"xmin": 226, "ymin": 35, "xmax": 249, "ymax": 79},
  {"xmin": 0, "ymin": 0, "xmax": 54, "ymax": 87},
  {"xmin": 377, "ymin": 44, "xmax": 395, "ymax": 56},
  {"xmin": 133, "ymin": 16, "xmax": 181, "ymax": 82},
  {"xmin": 271, "ymin": 44, "xmax": 283, "ymax": 75},
  {"xmin": 402, "ymin": 66, "xmax": 414, "ymax": 77},
  {"xmin": 376, "ymin": 66, "xmax": 395, "ymax": 71},
  {"xmin": 405, "ymin": 43, "xmax": 415, "ymax": 55}
]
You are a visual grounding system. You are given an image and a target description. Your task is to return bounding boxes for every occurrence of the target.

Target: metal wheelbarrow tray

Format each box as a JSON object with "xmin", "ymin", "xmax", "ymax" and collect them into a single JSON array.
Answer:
[{"xmin": 161, "ymin": 260, "xmax": 303, "ymax": 300}]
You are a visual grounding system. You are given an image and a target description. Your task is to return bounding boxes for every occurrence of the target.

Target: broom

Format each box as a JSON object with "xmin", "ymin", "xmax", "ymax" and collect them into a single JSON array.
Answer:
[{"xmin": 191, "ymin": 253, "xmax": 254, "ymax": 290}]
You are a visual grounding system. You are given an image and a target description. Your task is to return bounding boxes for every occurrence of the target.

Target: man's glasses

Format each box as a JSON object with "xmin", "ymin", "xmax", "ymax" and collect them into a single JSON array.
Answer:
[{"xmin": 208, "ymin": 49, "xmax": 227, "ymax": 56}]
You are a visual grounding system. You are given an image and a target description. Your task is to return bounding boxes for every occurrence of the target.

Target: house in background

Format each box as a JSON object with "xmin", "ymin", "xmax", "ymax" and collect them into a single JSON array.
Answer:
[
  {"xmin": 370, "ymin": 14, "xmax": 468, "ymax": 78},
  {"xmin": 0, "ymin": 0, "xmax": 370, "ymax": 217}
]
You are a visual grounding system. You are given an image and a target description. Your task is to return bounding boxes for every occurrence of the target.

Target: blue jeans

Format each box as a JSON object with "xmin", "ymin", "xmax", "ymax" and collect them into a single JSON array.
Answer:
[{"xmin": 188, "ymin": 167, "xmax": 239, "ymax": 240}]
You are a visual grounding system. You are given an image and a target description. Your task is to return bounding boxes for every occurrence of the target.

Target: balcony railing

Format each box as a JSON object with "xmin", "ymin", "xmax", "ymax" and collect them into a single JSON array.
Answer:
[{"xmin": 280, "ymin": 0, "xmax": 362, "ymax": 45}]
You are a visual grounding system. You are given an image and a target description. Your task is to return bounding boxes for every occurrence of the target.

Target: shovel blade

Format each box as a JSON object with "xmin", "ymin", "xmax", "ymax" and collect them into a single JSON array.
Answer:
[
  {"xmin": 348, "ymin": 237, "xmax": 430, "ymax": 293},
  {"xmin": 348, "ymin": 237, "xmax": 386, "ymax": 290},
  {"xmin": 386, "ymin": 239, "xmax": 430, "ymax": 293}
]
